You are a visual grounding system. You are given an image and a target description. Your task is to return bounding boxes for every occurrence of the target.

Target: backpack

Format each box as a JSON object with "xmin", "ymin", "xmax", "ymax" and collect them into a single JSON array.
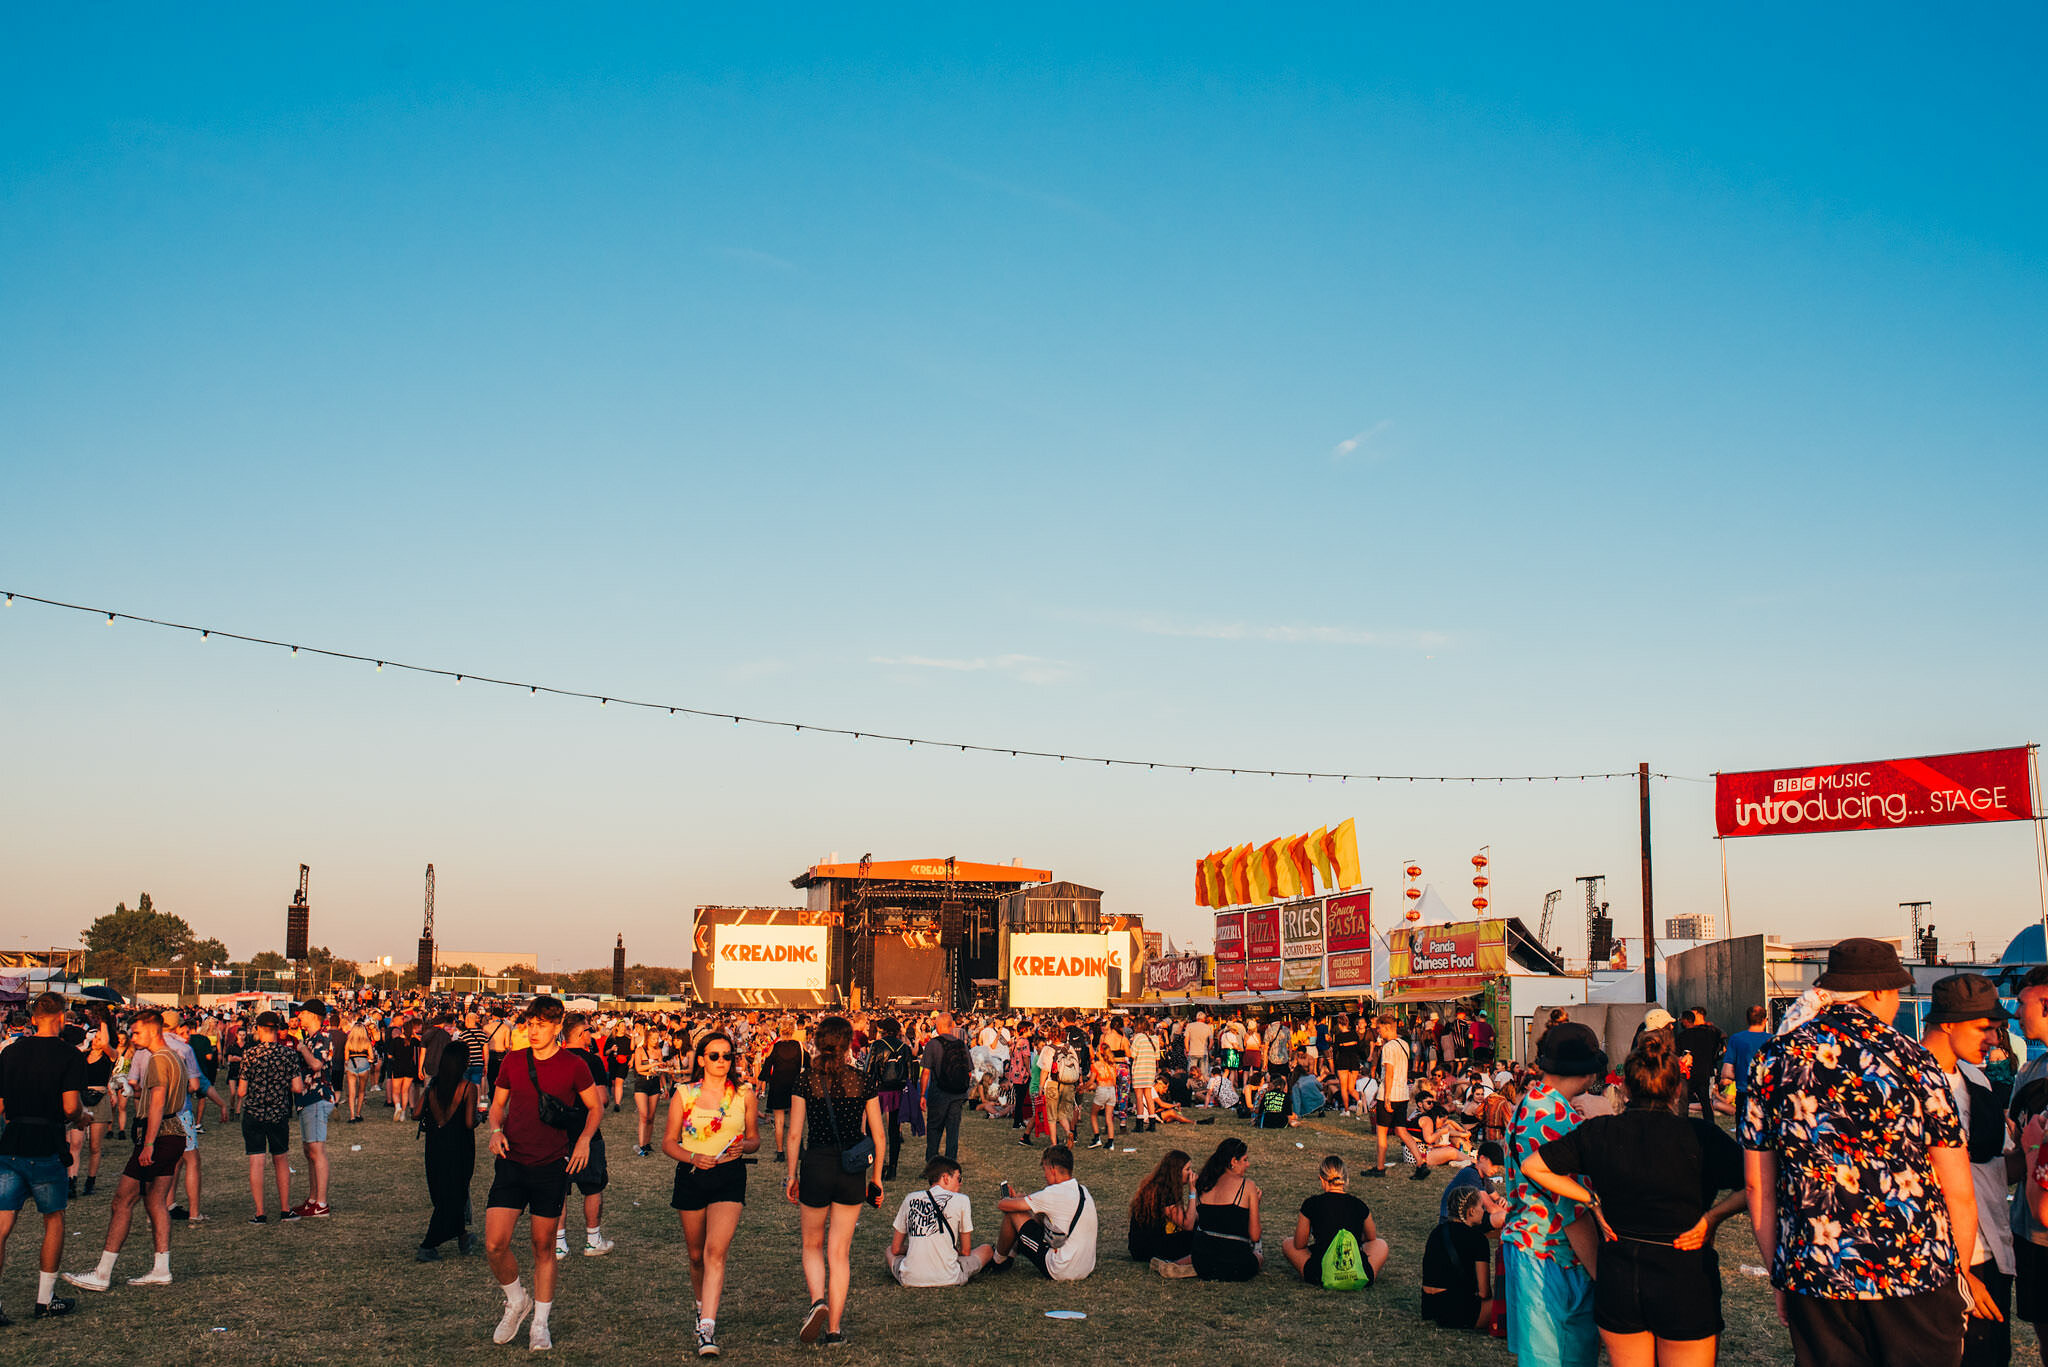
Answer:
[
  {"xmin": 1320, "ymin": 1228, "xmax": 1371, "ymax": 1291},
  {"xmin": 875, "ymin": 1041, "xmax": 910, "ymax": 1090},
  {"xmin": 936, "ymin": 1035, "xmax": 971, "ymax": 1094},
  {"xmin": 1055, "ymin": 1048, "xmax": 1083, "ymax": 1085}
]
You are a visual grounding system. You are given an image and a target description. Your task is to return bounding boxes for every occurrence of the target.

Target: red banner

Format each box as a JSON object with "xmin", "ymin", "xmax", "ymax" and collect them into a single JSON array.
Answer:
[
  {"xmin": 1216, "ymin": 961, "xmax": 1245, "ymax": 993},
  {"xmin": 1213, "ymin": 912, "xmax": 1245, "ymax": 962},
  {"xmin": 1326, "ymin": 949, "xmax": 1372, "ymax": 989},
  {"xmin": 1716, "ymin": 746, "xmax": 2034, "ymax": 839},
  {"xmin": 1245, "ymin": 959, "xmax": 1281, "ymax": 992},
  {"xmin": 1145, "ymin": 956, "xmax": 1201, "ymax": 992},
  {"xmin": 1245, "ymin": 907, "xmax": 1281, "ymax": 959},
  {"xmin": 1325, "ymin": 891, "xmax": 1372, "ymax": 953}
]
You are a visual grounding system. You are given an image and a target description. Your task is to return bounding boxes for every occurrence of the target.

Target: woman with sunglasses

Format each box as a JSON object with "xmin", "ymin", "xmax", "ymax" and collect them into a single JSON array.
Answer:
[{"xmin": 664, "ymin": 1030, "xmax": 759, "ymax": 1359}]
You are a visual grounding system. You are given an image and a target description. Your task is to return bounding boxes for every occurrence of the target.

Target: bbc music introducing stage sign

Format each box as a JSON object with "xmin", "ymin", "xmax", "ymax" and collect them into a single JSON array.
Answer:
[
  {"xmin": 712, "ymin": 923, "xmax": 829, "ymax": 991},
  {"xmin": 1008, "ymin": 932, "xmax": 1119, "ymax": 1009},
  {"xmin": 1715, "ymin": 746, "xmax": 2035, "ymax": 839}
]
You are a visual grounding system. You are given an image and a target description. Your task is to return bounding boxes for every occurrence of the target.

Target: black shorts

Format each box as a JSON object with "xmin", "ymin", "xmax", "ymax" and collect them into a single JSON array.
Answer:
[
  {"xmin": 797, "ymin": 1144, "xmax": 867, "ymax": 1209},
  {"xmin": 633, "ymin": 1075, "xmax": 663, "ymax": 1096},
  {"xmin": 123, "ymin": 1133, "xmax": 186, "ymax": 1183},
  {"xmin": 1374, "ymin": 1100, "xmax": 1411, "ymax": 1130},
  {"xmin": 609, "ymin": 1060, "xmax": 630, "ymax": 1080},
  {"xmin": 570, "ymin": 1135, "xmax": 609, "ymax": 1195},
  {"xmin": 1594, "ymin": 1241, "xmax": 1722, "ymax": 1341},
  {"xmin": 487, "ymin": 1156, "xmax": 570, "ymax": 1221},
  {"xmin": 767, "ymin": 1086, "xmax": 794, "ymax": 1113},
  {"xmin": 1012, "ymin": 1217, "xmax": 1053, "ymax": 1274},
  {"xmin": 2017, "ymin": 1238, "xmax": 2048, "ymax": 1327},
  {"xmin": 671, "ymin": 1159, "xmax": 748, "ymax": 1211},
  {"xmin": 242, "ymin": 1117, "xmax": 291, "ymax": 1156}
]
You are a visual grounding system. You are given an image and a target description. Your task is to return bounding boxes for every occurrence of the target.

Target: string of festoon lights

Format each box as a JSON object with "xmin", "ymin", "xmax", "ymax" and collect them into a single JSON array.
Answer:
[{"xmin": 5, "ymin": 589, "xmax": 1709, "ymax": 785}]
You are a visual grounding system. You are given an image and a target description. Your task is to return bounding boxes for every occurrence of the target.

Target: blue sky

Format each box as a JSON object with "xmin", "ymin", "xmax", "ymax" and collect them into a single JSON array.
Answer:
[{"xmin": 5, "ymin": 7, "xmax": 2045, "ymax": 970}]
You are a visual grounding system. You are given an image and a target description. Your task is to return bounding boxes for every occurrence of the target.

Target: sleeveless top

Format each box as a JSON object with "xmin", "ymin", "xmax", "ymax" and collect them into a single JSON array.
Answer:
[{"xmin": 1191, "ymin": 1181, "xmax": 1259, "ymax": 1281}]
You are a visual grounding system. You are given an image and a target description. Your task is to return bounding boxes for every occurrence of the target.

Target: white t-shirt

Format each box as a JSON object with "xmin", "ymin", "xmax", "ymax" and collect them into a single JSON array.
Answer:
[
  {"xmin": 1184, "ymin": 1020, "xmax": 1213, "ymax": 1059},
  {"xmin": 979, "ymin": 1026, "xmax": 999, "ymax": 1050},
  {"xmin": 1379, "ymin": 1038, "xmax": 1411, "ymax": 1103},
  {"xmin": 1026, "ymin": 1177, "xmax": 1097, "ymax": 1281},
  {"xmin": 1949, "ymin": 1061, "xmax": 2016, "ymax": 1274},
  {"xmin": 891, "ymin": 1187, "xmax": 974, "ymax": 1287}
]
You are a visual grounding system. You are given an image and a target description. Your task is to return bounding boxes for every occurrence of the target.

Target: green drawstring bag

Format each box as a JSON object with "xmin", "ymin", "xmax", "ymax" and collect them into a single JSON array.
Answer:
[{"xmin": 1320, "ymin": 1229, "xmax": 1371, "ymax": 1291}]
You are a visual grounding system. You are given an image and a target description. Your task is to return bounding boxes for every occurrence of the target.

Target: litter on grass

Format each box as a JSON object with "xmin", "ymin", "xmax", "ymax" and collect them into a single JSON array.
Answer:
[{"xmin": 1045, "ymin": 1311, "xmax": 1087, "ymax": 1320}]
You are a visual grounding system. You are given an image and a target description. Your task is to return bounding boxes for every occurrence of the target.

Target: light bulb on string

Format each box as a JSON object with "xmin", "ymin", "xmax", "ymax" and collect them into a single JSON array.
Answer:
[
  {"xmin": 106, "ymin": 612, "xmax": 115, "ymax": 624},
  {"xmin": 375, "ymin": 661, "xmax": 381, "ymax": 671}
]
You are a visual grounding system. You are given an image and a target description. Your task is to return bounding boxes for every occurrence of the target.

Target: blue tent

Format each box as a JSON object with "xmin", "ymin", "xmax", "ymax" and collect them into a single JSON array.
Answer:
[{"xmin": 2002, "ymin": 925, "xmax": 2046, "ymax": 964}]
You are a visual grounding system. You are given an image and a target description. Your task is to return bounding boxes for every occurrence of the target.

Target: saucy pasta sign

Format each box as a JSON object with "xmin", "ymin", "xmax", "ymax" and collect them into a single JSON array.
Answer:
[
  {"xmin": 1008, "ymin": 932, "xmax": 1116, "ymax": 1009},
  {"xmin": 712, "ymin": 923, "xmax": 828, "ymax": 991},
  {"xmin": 1715, "ymin": 746, "xmax": 2034, "ymax": 838}
]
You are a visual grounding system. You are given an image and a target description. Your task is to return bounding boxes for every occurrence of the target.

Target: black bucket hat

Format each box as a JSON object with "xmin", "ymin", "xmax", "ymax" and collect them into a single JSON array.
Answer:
[
  {"xmin": 1535, "ymin": 1022, "xmax": 1608, "ymax": 1078},
  {"xmin": 1926, "ymin": 973, "xmax": 2011, "ymax": 1026},
  {"xmin": 1813, "ymin": 938, "xmax": 1914, "ymax": 993}
]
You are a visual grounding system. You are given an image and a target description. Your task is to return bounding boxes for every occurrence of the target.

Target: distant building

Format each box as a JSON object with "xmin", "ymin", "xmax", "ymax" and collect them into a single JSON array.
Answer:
[{"xmin": 1665, "ymin": 914, "xmax": 1716, "ymax": 941}]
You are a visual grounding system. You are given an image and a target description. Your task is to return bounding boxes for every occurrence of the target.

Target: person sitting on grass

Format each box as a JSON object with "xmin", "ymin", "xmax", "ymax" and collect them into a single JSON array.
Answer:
[
  {"xmin": 1287, "ymin": 1067, "xmax": 1328, "ymax": 1126},
  {"xmin": 1282, "ymin": 1155, "xmax": 1388, "ymax": 1287},
  {"xmin": 1438, "ymin": 1140, "xmax": 1508, "ymax": 1229},
  {"xmin": 1128, "ymin": 1149, "xmax": 1197, "ymax": 1276},
  {"xmin": 989, "ymin": 1144, "xmax": 1097, "ymax": 1281},
  {"xmin": 886, "ymin": 1157, "xmax": 992, "ymax": 1287},
  {"xmin": 1189, "ymin": 1138, "xmax": 1263, "ymax": 1281},
  {"xmin": 1422, "ymin": 1186, "xmax": 1502, "ymax": 1332},
  {"xmin": 1147, "ymin": 1080, "xmax": 1204, "ymax": 1126}
]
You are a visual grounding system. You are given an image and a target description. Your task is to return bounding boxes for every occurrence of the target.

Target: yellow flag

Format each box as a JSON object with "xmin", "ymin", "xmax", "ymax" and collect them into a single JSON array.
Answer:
[
  {"xmin": 1227, "ymin": 844, "xmax": 1253, "ymax": 906},
  {"xmin": 1308, "ymin": 826, "xmax": 1336, "ymax": 890},
  {"xmin": 1330, "ymin": 818, "xmax": 1362, "ymax": 889},
  {"xmin": 1249, "ymin": 840, "xmax": 1276, "ymax": 904},
  {"xmin": 1273, "ymin": 838, "xmax": 1301, "ymax": 899}
]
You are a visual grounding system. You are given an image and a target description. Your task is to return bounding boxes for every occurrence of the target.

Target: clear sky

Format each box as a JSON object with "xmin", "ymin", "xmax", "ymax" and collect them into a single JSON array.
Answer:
[{"xmin": 5, "ymin": 7, "xmax": 2045, "ymax": 971}]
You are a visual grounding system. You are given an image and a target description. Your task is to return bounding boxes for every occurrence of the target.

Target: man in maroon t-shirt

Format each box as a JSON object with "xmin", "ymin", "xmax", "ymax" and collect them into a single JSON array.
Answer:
[{"xmin": 482, "ymin": 998, "xmax": 605, "ymax": 1352}]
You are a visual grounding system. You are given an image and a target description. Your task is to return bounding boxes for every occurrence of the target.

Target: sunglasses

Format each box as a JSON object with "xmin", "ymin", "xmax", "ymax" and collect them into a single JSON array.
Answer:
[{"xmin": 702, "ymin": 1050, "xmax": 732, "ymax": 1061}]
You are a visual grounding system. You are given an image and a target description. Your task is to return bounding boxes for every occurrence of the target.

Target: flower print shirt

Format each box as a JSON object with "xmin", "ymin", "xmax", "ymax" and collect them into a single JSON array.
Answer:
[
  {"xmin": 1743, "ymin": 1001, "xmax": 1964, "ymax": 1299},
  {"xmin": 1504, "ymin": 1079, "xmax": 1585, "ymax": 1269}
]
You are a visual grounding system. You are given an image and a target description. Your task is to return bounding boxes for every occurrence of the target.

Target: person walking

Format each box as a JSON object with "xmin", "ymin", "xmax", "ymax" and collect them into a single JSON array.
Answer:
[
  {"xmin": 414, "ymin": 1042, "xmax": 478, "ymax": 1260},
  {"xmin": 921, "ymin": 1012, "xmax": 970, "ymax": 1166},
  {"xmin": 482, "ymin": 997, "xmax": 606, "ymax": 1352},
  {"xmin": 63, "ymin": 1010, "xmax": 184, "ymax": 1293},
  {"xmin": 0, "ymin": 992, "xmax": 85, "ymax": 1323},
  {"xmin": 2004, "ymin": 966, "xmax": 2048, "ymax": 1347},
  {"xmin": 1129, "ymin": 1022, "xmax": 1160, "ymax": 1132},
  {"xmin": 1744, "ymin": 937, "xmax": 1986, "ymax": 1367},
  {"xmin": 1367, "ymin": 1015, "xmax": 1420, "ymax": 1175},
  {"xmin": 1920, "ymin": 973, "xmax": 2017, "ymax": 1367},
  {"xmin": 1519, "ymin": 1031, "xmax": 1747, "ymax": 1366},
  {"xmin": 665, "ymin": 1029, "xmax": 758, "ymax": 1358},
  {"xmin": 786, "ymin": 1015, "xmax": 886, "ymax": 1347},
  {"xmin": 555, "ymin": 1014, "xmax": 616, "ymax": 1261}
]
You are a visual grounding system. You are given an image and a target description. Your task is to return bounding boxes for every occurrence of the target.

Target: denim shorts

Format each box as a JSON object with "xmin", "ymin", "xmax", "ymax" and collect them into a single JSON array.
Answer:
[
  {"xmin": 0, "ymin": 1152, "xmax": 68, "ymax": 1214},
  {"xmin": 298, "ymin": 1099, "xmax": 334, "ymax": 1143}
]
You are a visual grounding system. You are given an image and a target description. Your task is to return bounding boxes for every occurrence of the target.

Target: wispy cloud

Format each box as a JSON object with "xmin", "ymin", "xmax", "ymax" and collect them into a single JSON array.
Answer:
[
  {"xmin": 870, "ymin": 653, "xmax": 1079, "ymax": 685},
  {"xmin": 713, "ymin": 246, "xmax": 798, "ymax": 272},
  {"xmin": 1048, "ymin": 608, "xmax": 1446, "ymax": 651},
  {"xmin": 911, "ymin": 154, "xmax": 1110, "ymax": 224},
  {"xmin": 1331, "ymin": 419, "xmax": 1394, "ymax": 462}
]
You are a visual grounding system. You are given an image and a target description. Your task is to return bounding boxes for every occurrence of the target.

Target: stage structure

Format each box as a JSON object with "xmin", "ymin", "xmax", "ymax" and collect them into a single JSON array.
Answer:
[
  {"xmin": 790, "ymin": 857, "xmax": 1053, "ymax": 1010},
  {"xmin": 417, "ymin": 864, "xmax": 436, "ymax": 991},
  {"xmin": 613, "ymin": 934, "xmax": 626, "ymax": 997}
]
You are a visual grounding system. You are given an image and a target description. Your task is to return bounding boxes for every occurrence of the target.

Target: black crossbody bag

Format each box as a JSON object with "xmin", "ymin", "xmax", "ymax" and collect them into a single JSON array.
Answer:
[
  {"xmin": 527, "ymin": 1049, "xmax": 587, "ymax": 1134},
  {"xmin": 819, "ymin": 1078, "xmax": 877, "ymax": 1174}
]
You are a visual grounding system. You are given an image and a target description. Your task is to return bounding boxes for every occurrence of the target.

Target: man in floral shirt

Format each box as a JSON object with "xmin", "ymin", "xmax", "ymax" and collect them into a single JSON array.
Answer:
[
  {"xmin": 289, "ymin": 1001, "xmax": 335, "ymax": 1218},
  {"xmin": 236, "ymin": 1012, "xmax": 300, "ymax": 1222},
  {"xmin": 1504, "ymin": 1021, "xmax": 1607, "ymax": 1367},
  {"xmin": 1744, "ymin": 938, "xmax": 1984, "ymax": 1367}
]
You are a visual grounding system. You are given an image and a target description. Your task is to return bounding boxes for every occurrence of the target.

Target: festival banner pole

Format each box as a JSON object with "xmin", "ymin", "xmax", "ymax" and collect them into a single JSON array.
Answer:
[
  {"xmin": 2031, "ymin": 744, "xmax": 2047, "ymax": 936},
  {"xmin": 1640, "ymin": 762, "xmax": 1658, "ymax": 1003}
]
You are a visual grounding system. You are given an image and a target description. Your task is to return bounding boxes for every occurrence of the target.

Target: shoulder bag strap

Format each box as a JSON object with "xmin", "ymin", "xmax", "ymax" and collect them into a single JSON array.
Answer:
[{"xmin": 923, "ymin": 1189, "xmax": 954, "ymax": 1242}]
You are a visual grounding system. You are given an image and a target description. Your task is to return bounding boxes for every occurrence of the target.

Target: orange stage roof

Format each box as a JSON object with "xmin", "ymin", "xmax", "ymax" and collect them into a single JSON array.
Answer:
[{"xmin": 791, "ymin": 859, "xmax": 1052, "ymax": 888}]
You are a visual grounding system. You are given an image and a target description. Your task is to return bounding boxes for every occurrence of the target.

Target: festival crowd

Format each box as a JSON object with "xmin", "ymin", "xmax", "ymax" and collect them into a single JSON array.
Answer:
[{"xmin": 0, "ymin": 935, "xmax": 2036, "ymax": 1367}]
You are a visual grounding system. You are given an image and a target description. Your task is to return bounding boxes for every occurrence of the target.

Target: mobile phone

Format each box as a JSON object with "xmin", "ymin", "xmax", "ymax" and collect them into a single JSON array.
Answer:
[
  {"xmin": 867, "ymin": 1181, "xmax": 883, "ymax": 1208},
  {"xmin": 998, "ymin": 1180, "xmax": 1012, "ymax": 1198}
]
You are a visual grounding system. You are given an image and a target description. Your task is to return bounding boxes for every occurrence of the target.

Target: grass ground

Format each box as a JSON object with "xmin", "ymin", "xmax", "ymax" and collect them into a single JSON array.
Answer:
[{"xmin": 1, "ymin": 1097, "xmax": 2005, "ymax": 1366}]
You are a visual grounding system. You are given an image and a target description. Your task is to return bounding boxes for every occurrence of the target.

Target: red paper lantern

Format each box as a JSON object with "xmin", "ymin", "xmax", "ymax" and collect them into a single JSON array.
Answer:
[
  {"xmin": 1404, "ymin": 887, "xmax": 1422, "ymax": 900},
  {"xmin": 1404, "ymin": 865, "xmax": 1422, "ymax": 878},
  {"xmin": 1404, "ymin": 908, "xmax": 1421, "ymax": 922},
  {"xmin": 1471, "ymin": 896, "xmax": 1489, "ymax": 910},
  {"xmin": 1471, "ymin": 854, "xmax": 1489, "ymax": 868},
  {"xmin": 1472, "ymin": 875, "xmax": 1490, "ymax": 889}
]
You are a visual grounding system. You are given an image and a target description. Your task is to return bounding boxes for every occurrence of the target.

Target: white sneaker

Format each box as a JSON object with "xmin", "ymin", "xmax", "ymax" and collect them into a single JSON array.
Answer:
[
  {"xmin": 494, "ymin": 1291, "xmax": 533, "ymax": 1345},
  {"xmin": 128, "ymin": 1268, "xmax": 173, "ymax": 1287},
  {"xmin": 62, "ymin": 1269, "xmax": 111, "ymax": 1293},
  {"xmin": 554, "ymin": 1237, "xmax": 569, "ymax": 1260},
  {"xmin": 583, "ymin": 1236, "xmax": 614, "ymax": 1257},
  {"xmin": 530, "ymin": 1319, "xmax": 552, "ymax": 1352}
]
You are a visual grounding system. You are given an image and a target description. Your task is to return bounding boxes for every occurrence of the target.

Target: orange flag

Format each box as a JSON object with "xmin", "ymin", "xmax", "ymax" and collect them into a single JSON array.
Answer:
[
  {"xmin": 1206, "ymin": 850, "xmax": 1229, "ymax": 908},
  {"xmin": 1195, "ymin": 857, "xmax": 1210, "ymax": 907},
  {"xmin": 1227, "ymin": 844, "xmax": 1253, "ymax": 906},
  {"xmin": 1329, "ymin": 818, "xmax": 1362, "ymax": 889},
  {"xmin": 1307, "ymin": 826, "xmax": 1337, "ymax": 890},
  {"xmin": 1250, "ymin": 840, "xmax": 1277, "ymax": 904}
]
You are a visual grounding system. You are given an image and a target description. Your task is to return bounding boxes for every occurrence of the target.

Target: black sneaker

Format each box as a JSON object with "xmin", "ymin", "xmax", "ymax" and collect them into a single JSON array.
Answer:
[
  {"xmin": 0, "ymin": 1304, "xmax": 11, "ymax": 1328},
  {"xmin": 280, "ymin": 1207, "xmax": 302, "ymax": 1222},
  {"xmin": 822, "ymin": 1330, "xmax": 848, "ymax": 1347},
  {"xmin": 1410, "ymin": 1165, "xmax": 1432, "ymax": 1181},
  {"xmin": 1362, "ymin": 1166, "xmax": 1387, "ymax": 1177},
  {"xmin": 984, "ymin": 1254, "xmax": 1012, "ymax": 1275},
  {"xmin": 696, "ymin": 1324, "xmax": 719, "ymax": 1358},
  {"xmin": 799, "ymin": 1299, "xmax": 828, "ymax": 1344},
  {"xmin": 248, "ymin": 1214, "xmax": 269, "ymax": 1225},
  {"xmin": 35, "ymin": 1296, "xmax": 76, "ymax": 1319},
  {"xmin": 415, "ymin": 1246, "xmax": 440, "ymax": 1262},
  {"xmin": 169, "ymin": 1205, "xmax": 190, "ymax": 1221},
  {"xmin": 1015, "ymin": 1136, "xmax": 1034, "ymax": 1147},
  {"xmin": 83, "ymin": 1176, "xmax": 96, "ymax": 1196}
]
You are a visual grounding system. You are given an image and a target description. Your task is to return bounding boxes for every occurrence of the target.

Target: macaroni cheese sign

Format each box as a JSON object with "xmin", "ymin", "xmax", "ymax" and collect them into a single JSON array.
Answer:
[
  {"xmin": 1008, "ymin": 932, "xmax": 1117, "ymax": 1009},
  {"xmin": 712, "ymin": 923, "xmax": 828, "ymax": 991},
  {"xmin": 1387, "ymin": 920, "xmax": 1508, "ymax": 979},
  {"xmin": 1715, "ymin": 746, "xmax": 2034, "ymax": 839}
]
